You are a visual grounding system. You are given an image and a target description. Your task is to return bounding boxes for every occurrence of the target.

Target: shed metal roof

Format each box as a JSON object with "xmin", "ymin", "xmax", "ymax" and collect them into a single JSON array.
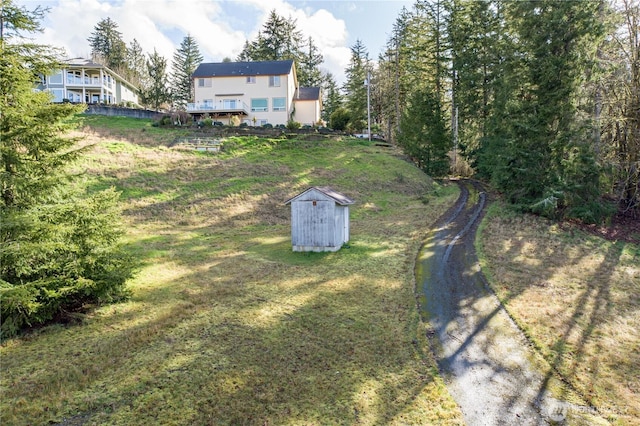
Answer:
[
  {"xmin": 285, "ymin": 186, "xmax": 355, "ymax": 206},
  {"xmin": 193, "ymin": 60, "xmax": 294, "ymax": 78}
]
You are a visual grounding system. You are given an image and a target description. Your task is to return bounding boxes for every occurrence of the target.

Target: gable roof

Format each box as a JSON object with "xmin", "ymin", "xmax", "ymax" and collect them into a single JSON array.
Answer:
[
  {"xmin": 296, "ymin": 87, "xmax": 321, "ymax": 101},
  {"xmin": 193, "ymin": 60, "xmax": 294, "ymax": 78},
  {"xmin": 285, "ymin": 186, "xmax": 355, "ymax": 206}
]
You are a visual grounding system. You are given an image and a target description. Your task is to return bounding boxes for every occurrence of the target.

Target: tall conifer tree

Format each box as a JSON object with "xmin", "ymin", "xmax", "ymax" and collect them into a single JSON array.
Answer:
[
  {"xmin": 171, "ymin": 34, "xmax": 203, "ymax": 110},
  {"xmin": 87, "ymin": 17, "xmax": 127, "ymax": 70},
  {"xmin": 1, "ymin": 1, "xmax": 132, "ymax": 337},
  {"xmin": 343, "ymin": 39, "xmax": 370, "ymax": 133}
]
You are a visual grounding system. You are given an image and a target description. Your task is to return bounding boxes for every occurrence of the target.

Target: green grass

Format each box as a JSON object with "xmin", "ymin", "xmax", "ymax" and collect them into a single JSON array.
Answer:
[
  {"xmin": 1, "ymin": 119, "xmax": 463, "ymax": 425},
  {"xmin": 477, "ymin": 202, "xmax": 640, "ymax": 425}
]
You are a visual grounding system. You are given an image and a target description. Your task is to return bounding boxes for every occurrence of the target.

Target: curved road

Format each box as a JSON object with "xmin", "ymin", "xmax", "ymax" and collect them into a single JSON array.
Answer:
[{"xmin": 417, "ymin": 180, "xmax": 568, "ymax": 425}]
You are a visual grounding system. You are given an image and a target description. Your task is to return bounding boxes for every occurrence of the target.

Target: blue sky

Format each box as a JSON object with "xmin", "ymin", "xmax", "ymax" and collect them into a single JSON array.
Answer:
[{"xmin": 17, "ymin": 0, "xmax": 413, "ymax": 84}]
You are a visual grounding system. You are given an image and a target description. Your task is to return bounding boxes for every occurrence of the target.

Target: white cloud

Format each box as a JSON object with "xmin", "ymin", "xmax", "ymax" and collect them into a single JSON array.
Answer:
[{"xmin": 17, "ymin": 0, "xmax": 352, "ymax": 83}]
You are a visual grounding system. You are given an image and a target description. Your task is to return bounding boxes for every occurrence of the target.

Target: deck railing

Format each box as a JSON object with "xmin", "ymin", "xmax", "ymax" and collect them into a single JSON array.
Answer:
[{"xmin": 186, "ymin": 100, "xmax": 249, "ymax": 113}]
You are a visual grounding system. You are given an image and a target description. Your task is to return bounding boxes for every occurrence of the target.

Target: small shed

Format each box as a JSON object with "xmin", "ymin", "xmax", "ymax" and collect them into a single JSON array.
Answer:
[{"xmin": 284, "ymin": 186, "xmax": 355, "ymax": 252}]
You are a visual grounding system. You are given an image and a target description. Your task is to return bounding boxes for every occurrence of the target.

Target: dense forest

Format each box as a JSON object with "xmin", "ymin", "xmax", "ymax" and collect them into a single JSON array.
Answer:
[{"xmin": 373, "ymin": 0, "xmax": 639, "ymax": 224}]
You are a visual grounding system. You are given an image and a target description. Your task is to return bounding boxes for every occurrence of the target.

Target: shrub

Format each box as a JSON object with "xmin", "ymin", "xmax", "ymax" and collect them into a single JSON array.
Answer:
[
  {"xmin": 329, "ymin": 108, "xmax": 350, "ymax": 131},
  {"xmin": 230, "ymin": 115, "xmax": 241, "ymax": 127},
  {"xmin": 286, "ymin": 120, "xmax": 301, "ymax": 130}
]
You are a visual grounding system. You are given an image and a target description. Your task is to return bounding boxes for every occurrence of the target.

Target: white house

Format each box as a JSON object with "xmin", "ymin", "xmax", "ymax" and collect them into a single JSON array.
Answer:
[
  {"xmin": 38, "ymin": 58, "xmax": 140, "ymax": 106},
  {"xmin": 188, "ymin": 60, "xmax": 322, "ymax": 126}
]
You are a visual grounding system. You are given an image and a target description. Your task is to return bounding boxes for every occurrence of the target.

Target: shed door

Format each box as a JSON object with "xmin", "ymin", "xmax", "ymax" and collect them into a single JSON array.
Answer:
[{"xmin": 295, "ymin": 200, "xmax": 332, "ymax": 247}]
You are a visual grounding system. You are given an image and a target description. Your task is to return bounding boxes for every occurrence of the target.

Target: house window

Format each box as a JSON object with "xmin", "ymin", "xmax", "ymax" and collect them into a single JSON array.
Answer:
[
  {"xmin": 269, "ymin": 76, "xmax": 281, "ymax": 87},
  {"xmin": 246, "ymin": 76, "xmax": 256, "ymax": 84},
  {"xmin": 48, "ymin": 88, "xmax": 64, "ymax": 102},
  {"xmin": 49, "ymin": 70, "xmax": 63, "ymax": 85},
  {"xmin": 272, "ymin": 97, "xmax": 286, "ymax": 112},
  {"xmin": 198, "ymin": 78, "xmax": 212, "ymax": 88},
  {"xmin": 251, "ymin": 98, "xmax": 268, "ymax": 112}
]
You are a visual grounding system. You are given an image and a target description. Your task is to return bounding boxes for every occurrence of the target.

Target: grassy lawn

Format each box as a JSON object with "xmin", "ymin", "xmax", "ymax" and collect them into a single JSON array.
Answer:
[
  {"xmin": 1, "ymin": 117, "xmax": 463, "ymax": 425},
  {"xmin": 477, "ymin": 203, "xmax": 640, "ymax": 425}
]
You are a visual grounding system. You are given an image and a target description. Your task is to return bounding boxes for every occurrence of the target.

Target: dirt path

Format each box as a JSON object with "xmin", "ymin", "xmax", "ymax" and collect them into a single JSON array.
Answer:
[{"xmin": 417, "ymin": 180, "xmax": 570, "ymax": 425}]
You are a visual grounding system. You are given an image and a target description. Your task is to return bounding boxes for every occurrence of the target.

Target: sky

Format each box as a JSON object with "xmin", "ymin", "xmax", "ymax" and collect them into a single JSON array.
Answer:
[{"xmin": 16, "ymin": 0, "xmax": 414, "ymax": 84}]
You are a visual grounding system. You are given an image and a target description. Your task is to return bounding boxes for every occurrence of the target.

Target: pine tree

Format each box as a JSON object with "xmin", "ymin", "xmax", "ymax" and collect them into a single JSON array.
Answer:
[
  {"xmin": 239, "ymin": 10, "xmax": 303, "ymax": 62},
  {"xmin": 343, "ymin": 39, "xmax": 370, "ymax": 133},
  {"xmin": 399, "ymin": 87, "xmax": 450, "ymax": 176},
  {"xmin": 297, "ymin": 36, "xmax": 324, "ymax": 87},
  {"xmin": 171, "ymin": 34, "xmax": 203, "ymax": 110},
  {"xmin": 140, "ymin": 49, "xmax": 171, "ymax": 111},
  {"xmin": 87, "ymin": 17, "xmax": 127, "ymax": 70},
  {"xmin": 321, "ymin": 73, "xmax": 343, "ymax": 124},
  {"xmin": 126, "ymin": 38, "xmax": 146, "ymax": 86},
  {"xmin": 1, "ymin": 1, "xmax": 132, "ymax": 337},
  {"xmin": 483, "ymin": 0, "xmax": 606, "ymax": 220},
  {"xmin": 447, "ymin": 0, "xmax": 501, "ymax": 158}
]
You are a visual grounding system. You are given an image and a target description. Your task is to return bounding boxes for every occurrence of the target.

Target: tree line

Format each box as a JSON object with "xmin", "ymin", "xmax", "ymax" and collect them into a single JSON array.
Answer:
[{"xmin": 369, "ymin": 0, "xmax": 638, "ymax": 223}]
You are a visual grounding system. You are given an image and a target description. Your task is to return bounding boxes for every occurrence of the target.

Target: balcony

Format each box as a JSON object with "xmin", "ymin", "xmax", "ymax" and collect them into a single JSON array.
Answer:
[
  {"xmin": 65, "ymin": 75, "xmax": 113, "ymax": 89},
  {"xmin": 186, "ymin": 100, "xmax": 250, "ymax": 116}
]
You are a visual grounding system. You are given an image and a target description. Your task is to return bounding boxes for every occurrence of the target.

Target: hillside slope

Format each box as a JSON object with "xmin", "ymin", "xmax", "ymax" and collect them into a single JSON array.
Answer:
[{"xmin": 0, "ymin": 117, "xmax": 464, "ymax": 425}]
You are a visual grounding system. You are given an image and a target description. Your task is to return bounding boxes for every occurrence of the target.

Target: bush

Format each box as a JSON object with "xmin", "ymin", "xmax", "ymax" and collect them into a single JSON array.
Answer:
[
  {"xmin": 286, "ymin": 120, "xmax": 301, "ymax": 130},
  {"xmin": 230, "ymin": 116, "xmax": 241, "ymax": 127},
  {"xmin": 158, "ymin": 115, "xmax": 173, "ymax": 126},
  {"xmin": 262, "ymin": 123, "xmax": 273, "ymax": 128},
  {"xmin": 329, "ymin": 108, "xmax": 350, "ymax": 131}
]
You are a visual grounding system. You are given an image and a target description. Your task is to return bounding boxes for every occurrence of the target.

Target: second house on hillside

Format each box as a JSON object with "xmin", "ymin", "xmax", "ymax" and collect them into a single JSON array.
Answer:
[{"xmin": 187, "ymin": 60, "xmax": 322, "ymax": 127}]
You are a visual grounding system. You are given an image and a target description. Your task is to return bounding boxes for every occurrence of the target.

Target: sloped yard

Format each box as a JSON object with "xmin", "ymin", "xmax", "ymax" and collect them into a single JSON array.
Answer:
[{"xmin": 0, "ymin": 118, "xmax": 463, "ymax": 425}]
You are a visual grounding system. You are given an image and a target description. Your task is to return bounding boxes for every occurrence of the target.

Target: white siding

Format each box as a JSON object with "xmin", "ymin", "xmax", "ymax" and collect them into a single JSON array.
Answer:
[
  {"xmin": 288, "ymin": 188, "xmax": 350, "ymax": 252},
  {"xmin": 193, "ymin": 67, "xmax": 296, "ymax": 125}
]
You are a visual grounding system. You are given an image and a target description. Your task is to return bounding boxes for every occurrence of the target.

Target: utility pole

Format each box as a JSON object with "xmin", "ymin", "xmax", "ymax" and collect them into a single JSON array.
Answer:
[{"xmin": 365, "ymin": 70, "xmax": 371, "ymax": 141}]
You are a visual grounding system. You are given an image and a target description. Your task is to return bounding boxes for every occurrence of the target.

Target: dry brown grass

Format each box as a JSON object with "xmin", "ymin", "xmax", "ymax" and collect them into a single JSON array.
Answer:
[
  {"xmin": 0, "ymin": 124, "xmax": 463, "ymax": 425},
  {"xmin": 477, "ymin": 203, "xmax": 640, "ymax": 425}
]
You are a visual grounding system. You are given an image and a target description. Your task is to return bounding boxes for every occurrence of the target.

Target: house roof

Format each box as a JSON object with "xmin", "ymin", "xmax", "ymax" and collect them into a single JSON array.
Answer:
[
  {"xmin": 296, "ymin": 87, "xmax": 321, "ymax": 101},
  {"xmin": 284, "ymin": 186, "xmax": 355, "ymax": 206},
  {"xmin": 63, "ymin": 57, "xmax": 106, "ymax": 68},
  {"xmin": 193, "ymin": 60, "xmax": 294, "ymax": 78}
]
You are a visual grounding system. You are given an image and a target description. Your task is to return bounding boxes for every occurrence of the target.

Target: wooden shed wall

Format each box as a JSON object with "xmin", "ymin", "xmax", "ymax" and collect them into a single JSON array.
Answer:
[{"xmin": 288, "ymin": 188, "xmax": 351, "ymax": 252}]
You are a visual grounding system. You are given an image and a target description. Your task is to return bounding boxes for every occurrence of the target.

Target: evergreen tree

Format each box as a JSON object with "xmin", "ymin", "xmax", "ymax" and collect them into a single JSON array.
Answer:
[
  {"xmin": 236, "ymin": 39, "xmax": 255, "ymax": 62},
  {"xmin": 140, "ymin": 49, "xmax": 171, "ymax": 111},
  {"xmin": 447, "ymin": 0, "xmax": 502, "ymax": 158},
  {"xmin": 238, "ymin": 10, "xmax": 303, "ymax": 62},
  {"xmin": 343, "ymin": 39, "xmax": 370, "ymax": 133},
  {"xmin": 399, "ymin": 87, "xmax": 450, "ymax": 176},
  {"xmin": 125, "ymin": 38, "xmax": 146, "ymax": 86},
  {"xmin": 297, "ymin": 36, "xmax": 324, "ymax": 87},
  {"xmin": 171, "ymin": 34, "xmax": 203, "ymax": 110},
  {"xmin": 483, "ymin": 0, "xmax": 606, "ymax": 220},
  {"xmin": 87, "ymin": 17, "xmax": 127, "ymax": 70},
  {"xmin": 321, "ymin": 73, "xmax": 343, "ymax": 124},
  {"xmin": 1, "ymin": 1, "xmax": 132, "ymax": 337}
]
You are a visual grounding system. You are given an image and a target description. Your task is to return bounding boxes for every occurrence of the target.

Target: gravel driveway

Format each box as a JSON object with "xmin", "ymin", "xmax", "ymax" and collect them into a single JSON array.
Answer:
[{"xmin": 417, "ymin": 180, "xmax": 581, "ymax": 425}]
